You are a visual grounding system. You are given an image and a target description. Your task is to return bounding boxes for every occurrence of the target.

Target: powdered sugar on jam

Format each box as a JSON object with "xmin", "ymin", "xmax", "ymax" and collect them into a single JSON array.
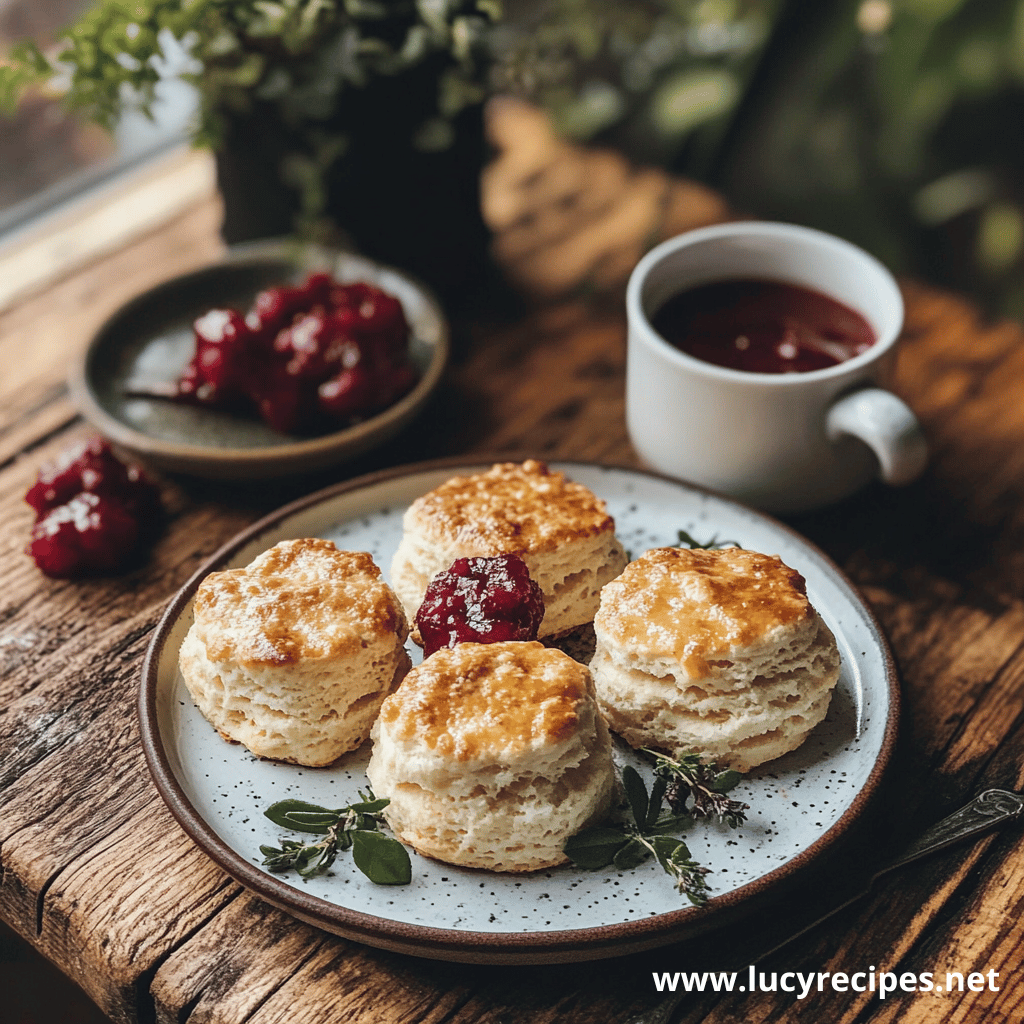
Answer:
[
  {"xmin": 25, "ymin": 437, "xmax": 161, "ymax": 578},
  {"xmin": 415, "ymin": 554, "xmax": 545, "ymax": 657},
  {"xmin": 175, "ymin": 272, "xmax": 418, "ymax": 434}
]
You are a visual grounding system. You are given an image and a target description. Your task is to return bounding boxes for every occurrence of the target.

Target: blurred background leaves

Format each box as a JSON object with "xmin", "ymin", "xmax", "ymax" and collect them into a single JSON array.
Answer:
[
  {"xmin": 489, "ymin": 0, "xmax": 1024, "ymax": 317},
  {"xmin": 2, "ymin": 0, "xmax": 1023, "ymax": 315}
]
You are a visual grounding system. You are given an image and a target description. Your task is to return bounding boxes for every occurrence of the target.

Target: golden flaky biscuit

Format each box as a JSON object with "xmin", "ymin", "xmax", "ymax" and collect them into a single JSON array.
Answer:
[
  {"xmin": 366, "ymin": 641, "xmax": 616, "ymax": 872},
  {"xmin": 590, "ymin": 547, "xmax": 840, "ymax": 772},
  {"xmin": 179, "ymin": 538, "xmax": 410, "ymax": 766},
  {"xmin": 391, "ymin": 460, "xmax": 627, "ymax": 638}
]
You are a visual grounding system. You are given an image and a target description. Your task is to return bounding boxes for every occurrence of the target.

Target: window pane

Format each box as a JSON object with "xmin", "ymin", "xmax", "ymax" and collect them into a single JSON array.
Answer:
[{"xmin": 0, "ymin": 0, "xmax": 196, "ymax": 233}]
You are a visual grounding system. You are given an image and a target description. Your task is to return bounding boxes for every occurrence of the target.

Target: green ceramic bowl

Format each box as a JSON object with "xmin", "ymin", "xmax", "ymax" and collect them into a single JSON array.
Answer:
[{"xmin": 69, "ymin": 239, "xmax": 449, "ymax": 480}]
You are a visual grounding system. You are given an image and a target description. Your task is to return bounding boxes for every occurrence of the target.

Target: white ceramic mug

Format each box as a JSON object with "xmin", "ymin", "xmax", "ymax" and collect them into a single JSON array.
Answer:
[{"xmin": 625, "ymin": 221, "xmax": 927, "ymax": 513}]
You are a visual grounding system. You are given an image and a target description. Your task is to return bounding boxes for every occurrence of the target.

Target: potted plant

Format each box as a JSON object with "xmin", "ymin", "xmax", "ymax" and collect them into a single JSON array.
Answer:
[
  {"xmin": 0, "ymin": 0, "xmax": 501, "ymax": 300},
  {"xmin": 6, "ymin": 2, "xmax": 1023, "ymax": 312}
]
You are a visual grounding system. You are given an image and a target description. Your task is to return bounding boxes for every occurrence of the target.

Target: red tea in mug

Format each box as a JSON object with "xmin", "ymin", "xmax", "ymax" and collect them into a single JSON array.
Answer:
[{"xmin": 651, "ymin": 278, "xmax": 876, "ymax": 374}]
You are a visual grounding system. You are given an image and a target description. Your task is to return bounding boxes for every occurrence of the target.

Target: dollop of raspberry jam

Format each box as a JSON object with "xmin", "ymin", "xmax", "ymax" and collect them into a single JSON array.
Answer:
[
  {"xmin": 25, "ymin": 438, "xmax": 161, "ymax": 578},
  {"xmin": 175, "ymin": 272, "xmax": 419, "ymax": 435},
  {"xmin": 415, "ymin": 554, "xmax": 546, "ymax": 657}
]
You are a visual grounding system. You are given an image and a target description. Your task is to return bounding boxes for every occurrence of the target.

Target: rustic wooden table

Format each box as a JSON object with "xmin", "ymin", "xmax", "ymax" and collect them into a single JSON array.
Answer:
[{"xmin": 3, "ymin": 158, "xmax": 1024, "ymax": 1024}]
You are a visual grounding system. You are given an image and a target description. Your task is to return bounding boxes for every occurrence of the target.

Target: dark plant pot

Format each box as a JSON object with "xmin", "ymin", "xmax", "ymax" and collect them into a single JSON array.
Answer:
[{"xmin": 215, "ymin": 72, "xmax": 492, "ymax": 307}]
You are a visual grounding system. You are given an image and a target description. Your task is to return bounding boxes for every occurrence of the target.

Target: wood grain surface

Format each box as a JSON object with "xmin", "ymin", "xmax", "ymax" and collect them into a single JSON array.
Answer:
[{"xmin": 3, "ymin": 139, "xmax": 1024, "ymax": 1024}]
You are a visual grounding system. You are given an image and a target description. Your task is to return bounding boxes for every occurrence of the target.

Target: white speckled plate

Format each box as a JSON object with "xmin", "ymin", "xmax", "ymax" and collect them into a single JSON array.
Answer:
[{"xmin": 139, "ymin": 459, "xmax": 898, "ymax": 964}]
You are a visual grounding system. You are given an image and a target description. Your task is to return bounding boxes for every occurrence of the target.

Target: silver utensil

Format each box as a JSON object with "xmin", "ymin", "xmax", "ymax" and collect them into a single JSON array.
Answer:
[{"xmin": 627, "ymin": 788, "xmax": 1024, "ymax": 1024}]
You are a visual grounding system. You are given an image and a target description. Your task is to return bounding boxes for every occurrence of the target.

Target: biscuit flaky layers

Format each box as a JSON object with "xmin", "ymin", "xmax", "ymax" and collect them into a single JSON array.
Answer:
[
  {"xmin": 591, "ymin": 547, "xmax": 841, "ymax": 772},
  {"xmin": 366, "ymin": 641, "xmax": 616, "ymax": 872},
  {"xmin": 179, "ymin": 538, "xmax": 410, "ymax": 767},
  {"xmin": 390, "ymin": 460, "xmax": 628, "ymax": 639}
]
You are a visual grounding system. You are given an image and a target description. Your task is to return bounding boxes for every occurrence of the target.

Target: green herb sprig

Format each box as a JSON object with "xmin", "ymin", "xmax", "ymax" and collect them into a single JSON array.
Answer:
[
  {"xmin": 645, "ymin": 750, "xmax": 748, "ymax": 828},
  {"xmin": 674, "ymin": 529, "xmax": 741, "ymax": 550},
  {"xmin": 563, "ymin": 766, "xmax": 711, "ymax": 905},
  {"xmin": 260, "ymin": 791, "xmax": 411, "ymax": 885},
  {"xmin": 0, "ymin": 0, "xmax": 499, "ymax": 132}
]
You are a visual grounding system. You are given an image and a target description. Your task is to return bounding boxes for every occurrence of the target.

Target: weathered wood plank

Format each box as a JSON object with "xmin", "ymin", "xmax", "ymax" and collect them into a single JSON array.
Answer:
[
  {"xmin": 448, "ymin": 303, "xmax": 631, "ymax": 461},
  {"xmin": 45, "ymin": 823, "xmax": 238, "ymax": 1022},
  {"xmin": 150, "ymin": 895, "xmax": 337, "ymax": 1024},
  {"xmin": 151, "ymin": 888, "xmax": 665, "ymax": 1024},
  {"xmin": 0, "ymin": 396, "xmax": 79, "ymax": 471},
  {"xmin": 0, "ymin": 661, "xmax": 238, "ymax": 1021}
]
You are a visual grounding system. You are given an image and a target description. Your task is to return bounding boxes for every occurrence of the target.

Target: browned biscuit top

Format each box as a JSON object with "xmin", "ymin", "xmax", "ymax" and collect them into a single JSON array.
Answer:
[
  {"xmin": 193, "ymin": 538, "xmax": 406, "ymax": 666},
  {"xmin": 404, "ymin": 460, "xmax": 615, "ymax": 554},
  {"xmin": 594, "ymin": 547, "xmax": 811, "ymax": 677},
  {"xmin": 377, "ymin": 640, "xmax": 591, "ymax": 761}
]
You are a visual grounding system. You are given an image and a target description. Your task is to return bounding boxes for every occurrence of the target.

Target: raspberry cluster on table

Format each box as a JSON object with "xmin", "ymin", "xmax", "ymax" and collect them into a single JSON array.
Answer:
[{"xmin": 25, "ymin": 438, "xmax": 161, "ymax": 578}]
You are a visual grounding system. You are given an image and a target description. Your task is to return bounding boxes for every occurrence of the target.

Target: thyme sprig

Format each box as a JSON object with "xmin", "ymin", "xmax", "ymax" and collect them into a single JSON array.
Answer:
[
  {"xmin": 563, "ymin": 765, "xmax": 712, "ymax": 905},
  {"xmin": 260, "ymin": 790, "xmax": 411, "ymax": 885},
  {"xmin": 674, "ymin": 529, "xmax": 741, "ymax": 550},
  {"xmin": 645, "ymin": 750, "xmax": 749, "ymax": 828}
]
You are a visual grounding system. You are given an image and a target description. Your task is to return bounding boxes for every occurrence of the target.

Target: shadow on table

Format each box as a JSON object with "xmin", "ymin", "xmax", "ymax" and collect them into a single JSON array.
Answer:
[{"xmin": 0, "ymin": 920, "xmax": 110, "ymax": 1024}]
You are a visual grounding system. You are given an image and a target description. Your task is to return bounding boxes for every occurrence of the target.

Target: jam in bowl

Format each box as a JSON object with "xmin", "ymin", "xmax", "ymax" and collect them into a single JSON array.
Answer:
[{"xmin": 651, "ymin": 278, "xmax": 876, "ymax": 375}]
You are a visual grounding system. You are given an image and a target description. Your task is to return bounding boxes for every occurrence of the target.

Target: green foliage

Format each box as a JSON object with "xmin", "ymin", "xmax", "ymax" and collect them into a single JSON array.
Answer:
[
  {"xmin": 0, "ymin": 41, "xmax": 51, "ymax": 114},
  {"xmin": 0, "ymin": 0, "xmax": 499, "ymax": 146},
  {"xmin": 260, "ymin": 791, "xmax": 412, "ymax": 884},
  {"xmin": 488, "ymin": 0, "xmax": 778, "ymax": 168},
  {"xmin": 0, "ymin": 0, "xmax": 500, "ymax": 239},
  {"xmin": 645, "ymin": 748, "xmax": 748, "ymax": 828},
  {"xmin": 563, "ymin": 763, "xmax": 718, "ymax": 905},
  {"xmin": 5, "ymin": 0, "xmax": 1022, "ymax": 312},
  {"xmin": 714, "ymin": 0, "xmax": 1024, "ymax": 316},
  {"xmin": 673, "ymin": 528, "xmax": 740, "ymax": 550}
]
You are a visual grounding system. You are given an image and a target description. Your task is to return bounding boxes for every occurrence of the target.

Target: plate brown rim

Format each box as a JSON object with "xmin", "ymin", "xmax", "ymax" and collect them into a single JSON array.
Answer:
[{"xmin": 138, "ymin": 455, "xmax": 900, "ymax": 964}]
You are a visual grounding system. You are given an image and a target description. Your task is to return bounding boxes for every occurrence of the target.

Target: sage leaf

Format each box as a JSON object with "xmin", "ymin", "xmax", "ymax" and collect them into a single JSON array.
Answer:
[
  {"xmin": 675, "ymin": 529, "xmax": 740, "ymax": 550},
  {"xmin": 621, "ymin": 765, "xmax": 649, "ymax": 826},
  {"xmin": 646, "ymin": 775, "xmax": 668, "ymax": 829},
  {"xmin": 348, "ymin": 796, "xmax": 391, "ymax": 814},
  {"xmin": 650, "ymin": 834, "xmax": 689, "ymax": 870},
  {"xmin": 647, "ymin": 813, "xmax": 693, "ymax": 835},
  {"xmin": 351, "ymin": 829, "xmax": 412, "ymax": 885},
  {"xmin": 612, "ymin": 837, "xmax": 650, "ymax": 871},
  {"xmin": 260, "ymin": 789, "xmax": 410, "ymax": 884},
  {"xmin": 563, "ymin": 827, "xmax": 629, "ymax": 869},
  {"xmin": 264, "ymin": 800, "xmax": 343, "ymax": 834},
  {"xmin": 712, "ymin": 770, "xmax": 743, "ymax": 793},
  {"xmin": 563, "ymin": 755, "xmax": 732, "ymax": 904}
]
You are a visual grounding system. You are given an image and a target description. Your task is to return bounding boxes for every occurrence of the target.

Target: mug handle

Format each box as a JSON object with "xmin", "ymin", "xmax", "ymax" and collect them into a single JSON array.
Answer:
[{"xmin": 825, "ymin": 388, "xmax": 928, "ymax": 486}]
